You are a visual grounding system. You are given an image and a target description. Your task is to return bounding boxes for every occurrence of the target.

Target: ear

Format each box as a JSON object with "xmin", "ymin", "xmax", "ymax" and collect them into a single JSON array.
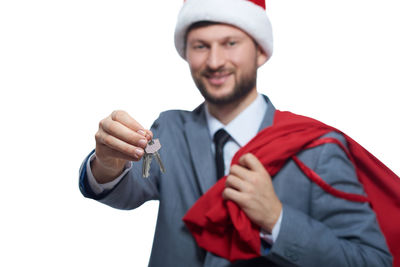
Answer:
[{"xmin": 256, "ymin": 45, "xmax": 268, "ymax": 67}]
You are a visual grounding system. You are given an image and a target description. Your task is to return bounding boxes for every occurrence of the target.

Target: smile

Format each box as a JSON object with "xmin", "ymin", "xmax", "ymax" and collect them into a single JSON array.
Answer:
[{"xmin": 204, "ymin": 72, "xmax": 232, "ymax": 86}]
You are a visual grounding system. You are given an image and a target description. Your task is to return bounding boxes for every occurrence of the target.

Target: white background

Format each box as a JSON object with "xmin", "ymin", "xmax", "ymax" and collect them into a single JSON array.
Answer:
[{"xmin": 0, "ymin": 1, "xmax": 399, "ymax": 266}]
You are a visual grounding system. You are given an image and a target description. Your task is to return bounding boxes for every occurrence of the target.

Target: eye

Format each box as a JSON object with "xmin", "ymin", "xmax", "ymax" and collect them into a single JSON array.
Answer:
[
  {"xmin": 227, "ymin": 41, "xmax": 237, "ymax": 47},
  {"xmin": 191, "ymin": 43, "xmax": 207, "ymax": 50}
]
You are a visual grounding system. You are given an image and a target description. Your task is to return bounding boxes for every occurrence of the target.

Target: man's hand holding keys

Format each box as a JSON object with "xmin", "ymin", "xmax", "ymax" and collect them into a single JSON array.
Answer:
[{"xmin": 92, "ymin": 110, "xmax": 153, "ymax": 184}]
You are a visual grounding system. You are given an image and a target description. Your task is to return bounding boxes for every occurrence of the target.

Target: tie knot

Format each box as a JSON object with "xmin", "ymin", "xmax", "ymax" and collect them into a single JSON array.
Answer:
[{"xmin": 214, "ymin": 129, "xmax": 230, "ymax": 148}]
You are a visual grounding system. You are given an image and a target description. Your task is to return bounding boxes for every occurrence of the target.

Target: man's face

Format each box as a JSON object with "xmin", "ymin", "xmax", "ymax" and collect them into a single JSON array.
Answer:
[{"xmin": 186, "ymin": 23, "xmax": 267, "ymax": 105}]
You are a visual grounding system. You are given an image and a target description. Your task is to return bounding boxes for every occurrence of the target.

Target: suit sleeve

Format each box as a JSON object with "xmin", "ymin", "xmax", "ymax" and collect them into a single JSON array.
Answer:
[{"xmin": 263, "ymin": 132, "xmax": 392, "ymax": 267}]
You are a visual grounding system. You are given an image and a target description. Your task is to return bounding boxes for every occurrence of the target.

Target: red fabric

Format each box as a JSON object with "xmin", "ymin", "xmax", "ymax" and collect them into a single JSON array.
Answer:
[
  {"xmin": 248, "ymin": 0, "xmax": 266, "ymax": 10},
  {"xmin": 183, "ymin": 110, "xmax": 400, "ymax": 265},
  {"xmin": 183, "ymin": 0, "xmax": 266, "ymax": 10}
]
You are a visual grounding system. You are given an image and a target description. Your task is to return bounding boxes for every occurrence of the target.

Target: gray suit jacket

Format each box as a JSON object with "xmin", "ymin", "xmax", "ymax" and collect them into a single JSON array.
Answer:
[{"xmin": 79, "ymin": 97, "xmax": 392, "ymax": 266}]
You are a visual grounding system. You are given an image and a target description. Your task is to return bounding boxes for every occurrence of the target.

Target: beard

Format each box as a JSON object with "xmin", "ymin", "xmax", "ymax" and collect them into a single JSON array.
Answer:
[{"xmin": 192, "ymin": 65, "xmax": 257, "ymax": 106}]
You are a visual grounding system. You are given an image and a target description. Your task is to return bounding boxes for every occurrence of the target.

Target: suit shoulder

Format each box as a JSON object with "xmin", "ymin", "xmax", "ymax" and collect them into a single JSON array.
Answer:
[
  {"xmin": 319, "ymin": 131, "xmax": 347, "ymax": 147},
  {"xmin": 151, "ymin": 104, "xmax": 205, "ymax": 129}
]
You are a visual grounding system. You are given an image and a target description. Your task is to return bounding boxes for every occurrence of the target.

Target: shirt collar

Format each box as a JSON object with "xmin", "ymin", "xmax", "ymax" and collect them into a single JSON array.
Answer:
[{"xmin": 205, "ymin": 94, "xmax": 268, "ymax": 147}]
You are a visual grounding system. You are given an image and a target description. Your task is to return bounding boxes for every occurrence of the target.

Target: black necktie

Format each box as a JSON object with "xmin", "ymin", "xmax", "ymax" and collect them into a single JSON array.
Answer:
[{"xmin": 213, "ymin": 129, "xmax": 231, "ymax": 179}]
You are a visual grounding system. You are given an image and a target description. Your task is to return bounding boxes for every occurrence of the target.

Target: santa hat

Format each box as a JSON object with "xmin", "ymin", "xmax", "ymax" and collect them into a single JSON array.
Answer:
[{"xmin": 174, "ymin": 0, "xmax": 273, "ymax": 60}]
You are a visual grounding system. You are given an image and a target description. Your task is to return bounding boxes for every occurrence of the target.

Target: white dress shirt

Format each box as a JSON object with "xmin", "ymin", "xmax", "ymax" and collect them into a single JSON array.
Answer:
[{"xmin": 86, "ymin": 94, "xmax": 281, "ymax": 245}]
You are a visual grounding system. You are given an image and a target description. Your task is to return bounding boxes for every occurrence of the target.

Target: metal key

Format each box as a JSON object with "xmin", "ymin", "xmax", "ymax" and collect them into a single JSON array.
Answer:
[
  {"xmin": 142, "ymin": 138, "xmax": 165, "ymax": 178},
  {"xmin": 142, "ymin": 152, "xmax": 153, "ymax": 178}
]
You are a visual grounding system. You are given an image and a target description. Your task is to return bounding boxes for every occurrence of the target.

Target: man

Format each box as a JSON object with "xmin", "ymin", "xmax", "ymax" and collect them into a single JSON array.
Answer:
[{"xmin": 79, "ymin": 0, "xmax": 392, "ymax": 266}]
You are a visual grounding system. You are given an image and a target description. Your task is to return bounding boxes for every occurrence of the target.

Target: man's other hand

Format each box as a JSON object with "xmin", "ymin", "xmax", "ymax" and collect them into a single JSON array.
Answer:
[{"xmin": 223, "ymin": 153, "xmax": 282, "ymax": 233}]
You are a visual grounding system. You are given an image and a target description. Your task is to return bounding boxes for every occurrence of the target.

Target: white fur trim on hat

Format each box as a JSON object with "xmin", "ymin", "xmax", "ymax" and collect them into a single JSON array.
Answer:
[{"xmin": 174, "ymin": 0, "xmax": 273, "ymax": 60}]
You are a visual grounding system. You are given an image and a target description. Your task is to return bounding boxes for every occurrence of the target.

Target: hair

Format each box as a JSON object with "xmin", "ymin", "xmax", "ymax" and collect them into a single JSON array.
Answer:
[{"xmin": 187, "ymin": 21, "xmax": 221, "ymax": 33}]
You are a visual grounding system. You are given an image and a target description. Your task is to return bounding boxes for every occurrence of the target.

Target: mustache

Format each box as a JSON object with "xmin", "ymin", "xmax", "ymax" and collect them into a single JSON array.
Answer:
[{"xmin": 201, "ymin": 67, "xmax": 234, "ymax": 77}]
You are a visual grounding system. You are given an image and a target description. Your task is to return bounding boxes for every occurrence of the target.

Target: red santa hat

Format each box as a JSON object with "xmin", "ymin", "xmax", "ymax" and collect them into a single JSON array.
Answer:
[{"xmin": 174, "ymin": 0, "xmax": 273, "ymax": 61}]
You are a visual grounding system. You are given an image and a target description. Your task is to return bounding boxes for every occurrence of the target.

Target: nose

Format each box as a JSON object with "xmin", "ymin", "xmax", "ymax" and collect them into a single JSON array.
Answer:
[{"xmin": 206, "ymin": 45, "xmax": 226, "ymax": 70}]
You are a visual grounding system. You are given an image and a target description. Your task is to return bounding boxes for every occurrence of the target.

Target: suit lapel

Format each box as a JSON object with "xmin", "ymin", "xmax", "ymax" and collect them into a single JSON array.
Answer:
[{"xmin": 184, "ymin": 105, "xmax": 216, "ymax": 195}]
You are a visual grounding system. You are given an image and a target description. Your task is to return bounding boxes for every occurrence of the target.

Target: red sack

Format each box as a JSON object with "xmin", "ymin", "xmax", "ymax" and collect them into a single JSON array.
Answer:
[{"xmin": 183, "ymin": 111, "xmax": 400, "ymax": 265}]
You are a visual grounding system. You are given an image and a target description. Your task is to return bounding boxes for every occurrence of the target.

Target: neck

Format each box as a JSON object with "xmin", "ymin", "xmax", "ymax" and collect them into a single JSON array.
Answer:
[{"xmin": 207, "ymin": 89, "xmax": 258, "ymax": 125}]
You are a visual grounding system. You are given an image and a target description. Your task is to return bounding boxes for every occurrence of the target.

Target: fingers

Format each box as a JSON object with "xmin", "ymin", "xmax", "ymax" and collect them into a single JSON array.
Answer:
[
  {"xmin": 99, "ymin": 145, "xmax": 142, "ymax": 162},
  {"xmin": 225, "ymin": 154, "xmax": 281, "ymax": 232},
  {"xmin": 239, "ymin": 153, "xmax": 267, "ymax": 173},
  {"xmin": 95, "ymin": 131, "xmax": 144, "ymax": 161},
  {"xmin": 225, "ymin": 173, "xmax": 247, "ymax": 192},
  {"xmin": 95, "ymin": 110, "xmax": 153, "ymax": 162},
  {"xmin": 111, "ymin": 110, "xmax": 153, "ymax": 140},
  {"xmin": 111, "ymin": 110, "xmax": 143, "ymax": 131},
  {"xmin": 229, "ymin": 164, "xmax": 251, "ymax": 180},
  {"xmin": 223, "ymin": 175, "xmax": 253, "ymax": 207},
  {"xmin": 100, "ymin": 116, "xmax": 148, "ymax": 149},
  {"xmin": 222, "ymin": 186, "xmax": 244, "ymax": 203},
  {"xmin": 225, "ymin": 154, "xmax": 271, "ymax": 194}
]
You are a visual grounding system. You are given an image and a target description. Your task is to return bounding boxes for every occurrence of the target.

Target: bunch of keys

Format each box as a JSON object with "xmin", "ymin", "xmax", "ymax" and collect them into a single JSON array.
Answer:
[{"xmin": 142, "ymin": 138, "xmax": 166, "ymax": 178}]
